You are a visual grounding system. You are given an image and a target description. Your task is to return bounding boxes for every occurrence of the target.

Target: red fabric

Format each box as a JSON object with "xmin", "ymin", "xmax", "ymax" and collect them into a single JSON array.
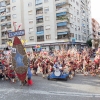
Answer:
[
  {"xmin": 94, "ymin": 60, "xmax": 99, "ymax": 64},
  {"xmin": 28, "ymin": 79, "xmax": 33, "ymax": 86},
  {"xmin": 13, "ymin": 36, "xmax": 22, "ymax": 45},
  {"xmin": 2, "ymin": 60, "xmax": 6, "ymax": 65},
  {"xmin": 16, "ymin": 72, "xmax": 27, "ymax": 82},
  {"xmin": 8, "ymin": 69, "xmax": 15, "ymax": 78}
]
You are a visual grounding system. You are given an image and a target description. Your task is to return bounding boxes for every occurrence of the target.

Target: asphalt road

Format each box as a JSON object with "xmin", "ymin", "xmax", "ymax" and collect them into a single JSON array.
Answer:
[{"xmin": 0, "ymin": 74, "xmax": 100, "ymax": 100}]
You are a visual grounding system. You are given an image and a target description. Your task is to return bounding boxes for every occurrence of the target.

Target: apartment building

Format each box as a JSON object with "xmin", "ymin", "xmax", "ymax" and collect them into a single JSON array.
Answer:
[
  {"xmin": 92, "ymin": 18, "xmax": 100, "ymax": 35},
  {"xmin": 0, "ymin": 0, "xmax": 92, "ymax": 51},
  {"xmin": 0, "ymin": 0, "xmax": 24, "ymax": 46}
]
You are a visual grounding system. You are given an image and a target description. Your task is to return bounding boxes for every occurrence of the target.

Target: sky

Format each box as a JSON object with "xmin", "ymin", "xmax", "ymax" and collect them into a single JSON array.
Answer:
[{"xmin": 91, "ymin": 0, "xmax": 100, "ymax": 23}]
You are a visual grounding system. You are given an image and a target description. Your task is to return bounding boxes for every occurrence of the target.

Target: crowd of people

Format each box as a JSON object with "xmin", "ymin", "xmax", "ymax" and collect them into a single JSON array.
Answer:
[{"xmin": 0, "ymin": 47, "xmax": 100, "ymax": 86}]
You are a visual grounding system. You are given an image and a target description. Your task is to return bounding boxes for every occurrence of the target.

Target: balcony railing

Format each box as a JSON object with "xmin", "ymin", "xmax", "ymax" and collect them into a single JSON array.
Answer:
[
  {"xmin": 37, "ymin": 39, "xmax": 44, "ymax": 42},
  {"xmin": 56, "ymin": 16, "xmax": 69, "ymax": 21},
  {"xmin": 57, "ymin": 26, "xmax": 68, "ymax": 30},
  {"xmin": 36, "ymin": 11, "xmax": 43, "ymax": 15},
  {"xmin": 1, "ymin": 17, "xmax": 11, "ymax": 22},
  {"xmin": 36, "ymin": 21, "xmax": 43, "ymax": 24}
]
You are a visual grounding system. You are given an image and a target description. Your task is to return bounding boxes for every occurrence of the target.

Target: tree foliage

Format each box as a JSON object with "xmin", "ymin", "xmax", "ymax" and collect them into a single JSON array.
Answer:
[{"xmin": 86, "ymin": 39, "xmax": 92, "ymax": 47}]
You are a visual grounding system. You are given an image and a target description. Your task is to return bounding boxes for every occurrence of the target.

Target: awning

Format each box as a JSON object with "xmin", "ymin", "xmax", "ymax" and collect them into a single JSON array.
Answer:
[
  {"xmin": 36, "ymin": 31, "xmax": 44, "ymax": 35},
  {"xmin": 56, "ymin": 12, "xmax": 66, "ymax": 16},
  {"xmin": 1, "ymin": 1, "xmax": 6, "ymax": 7},
  {"xmin": 1, "ymin": 16, "xmax": 6, "ymax": 19},
  {"xmin": 1, "ymin": 23, "xmax": 6, "ymax": 26},
  {"xmin": 57, "ymin": 31, "xmax": 68, "ymax": 35},
  {"xmin": 57, "ymin": 22, "xmax": 67, "ymax": 26},
  {"xmin": 56, "ymin": 2, "xmax": 66, "ymax": 6},
  {"xmin": 36, "ymin": 16, "xmax": 43, "ymax": 19}
]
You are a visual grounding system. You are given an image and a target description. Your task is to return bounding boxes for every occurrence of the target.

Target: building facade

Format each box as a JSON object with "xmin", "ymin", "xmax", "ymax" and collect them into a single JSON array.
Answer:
[
  {"xmin": 92, "ymin": 18, "xmax": 100, "ymax": 35},
  {"xmin": 0, "ymin": 0, "xmax": 92, "ymax": 51}
]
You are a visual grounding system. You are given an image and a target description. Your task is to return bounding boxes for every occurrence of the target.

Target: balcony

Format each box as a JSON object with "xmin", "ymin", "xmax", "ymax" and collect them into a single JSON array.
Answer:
[
  {"xmin": 36, "ymin": 20, "xmax": 43, "ymax": 24},
  {"xmin": 1, "ymin": 23, "xmax": 11, "ymax": 31},
  {"xmin": 57, "ymin": 27, "xmax": 69, "ymax": 33},
  {"xmin": 36, "ymin": 17, "xmax": 43, "ymax": 26},
  {"xmin": 1, "ymin": 15, "xmax": 11, "ymax": 23},
  {"xmin": 1, "ymin": 32, "xmax": 7, "ymax": 39},
  {"xmin": 5, "ymin": 0, "xmax": 10, "ymax": 6},
  {"xmin": 56, "ymin": 7, "xmax": 69, "ymax": 13},
  {"xmin": 57, "ymin": 31, "xmax": 70, "ymax": 40},
  {"xmin": 0, "ymin": 8, "xmax": 6, "ymax": 16},
  {"xmin": 37, "ymin": 35, "xmax": 44, "ymax": 42},
  {"xmin": 36, "ymin": 8, "xmax": 43, "ymax": 17}
]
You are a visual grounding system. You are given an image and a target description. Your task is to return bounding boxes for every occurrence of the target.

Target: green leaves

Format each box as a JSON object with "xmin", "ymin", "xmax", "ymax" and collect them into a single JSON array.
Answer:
[
  {"xmin": 57, "ymin": 16, "xmax": 69, "ymax": 21},
  {"xmin": 86, "ymin": 39, "xmax": 92, "ymax": 47}
]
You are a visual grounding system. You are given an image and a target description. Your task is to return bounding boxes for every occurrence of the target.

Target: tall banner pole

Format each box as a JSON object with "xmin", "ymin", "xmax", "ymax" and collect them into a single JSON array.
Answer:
[{"xmin": 11, "ymin": 22, "xmax": 28, "ymax": 85}]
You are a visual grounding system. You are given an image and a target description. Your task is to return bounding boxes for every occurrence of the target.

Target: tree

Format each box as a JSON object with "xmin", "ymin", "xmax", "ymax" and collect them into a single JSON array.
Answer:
[{"xmin": 86, "ymin": 39, "xmax": 92, "ymax": 47}]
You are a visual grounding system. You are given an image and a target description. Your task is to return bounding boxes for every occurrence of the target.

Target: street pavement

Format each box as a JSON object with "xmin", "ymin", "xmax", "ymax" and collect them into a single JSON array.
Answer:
[{"xmin": 0, "ymin": 74, "xmax": 100, "ymax": 100}]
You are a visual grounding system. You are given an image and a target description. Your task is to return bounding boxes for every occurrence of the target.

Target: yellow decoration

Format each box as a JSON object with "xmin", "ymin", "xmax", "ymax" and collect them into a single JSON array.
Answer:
[
  {"xmin": 10, "ymin": 43, "xmax": 13, "ymax": 47},
  {"xmin": 24, "ymin": 48, "xmax": 26, "ymax": 52},
  {"xmin": 7, "ymin": 42, "xmax": 10, "ymax": 45},
  {"xmin": 25, "ymin": 40, "xmax": 28, "ymax": 43}
]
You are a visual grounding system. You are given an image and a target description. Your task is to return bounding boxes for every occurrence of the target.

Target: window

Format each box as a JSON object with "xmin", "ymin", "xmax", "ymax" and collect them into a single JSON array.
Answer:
[
  {"xmin": 77, "ymin": 18, "xmax": 80, "ymax": 22},
  {"xmin": 37, "ymin": 26, "xmax": 44, "ymax": 32},
  {"xmin": 76, "ymin": 2, "xmax": 79, "ymax": 6},
  {"xmin": 74, "ymin": 7, "xmax": 75, "ymax": 11},
  {"xmin": 78, "ymin": 26, "xmax": 80, "ymax": 30},
  {"xmin": 12, "ymin": 14, "xmax": 17, "ymax": 18},
  {"xmin": 46, "ymin": 35, "xmax": 51, "ymax": 39},
  {"xmin": 75, "ymin": 25, "xmax": 77, "ymax": 31},
  {"xmin": 28, "ymin": 2, "xmax": 32, "ymax": 7},
  {"xmin": 29, "ymin": 28, "xmax": 34, "ymax": 32},
  {"xmin": 45, "ymin": 16, "xmax": 49, "ymax": 21},
  {"xmin": 78, "ymin": 35, "xmax": 81, "ymax": 40},
  {"xmin": 77, "ymin": 10, "xmax": 79, "ymax": 15},
  {"xmin": 87, "ymin": 18, "xmax": 88, "ymax": 22},
  {"xmin": 12, "ymin": 0, "xmax": 16, "ymax": 3},
  {"xmin": 44, "ymin": 7, "xmax": 49, "ymax": 13},
  {"xmin": 74, "ymin": 16, "xmax": 76, "ymax": 21},
  {"xmin": 70, "ymin": 23, "xmax": 73, "ymax": 28},
  {"xmin": 75, "ymin": 34, "xmax": 77, "ymax": 40},
  {"xmin": 70, "ymin": 5, "xmax": 73, "ymax": 9},
  {"xmin": 12, "ymin": 6, "xmax": 16, "ymax": 11},
  {"xmin": 29, "ymin": 20, "xmax": 33, "ymax": 24},
  {"xmin": 44, "ymin": 0, "xmax": 48, "ymax": 2},
  {"xmin": 28, "ymin": 10, "xmax": 33, "ymax": 15},
  {"xmin": 45, "ymin": 25, "xmax": 50, "ymax": 30}
]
